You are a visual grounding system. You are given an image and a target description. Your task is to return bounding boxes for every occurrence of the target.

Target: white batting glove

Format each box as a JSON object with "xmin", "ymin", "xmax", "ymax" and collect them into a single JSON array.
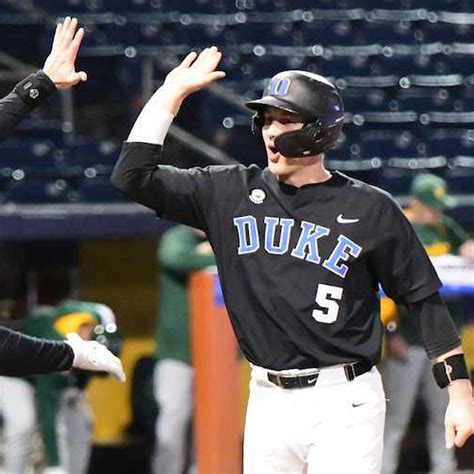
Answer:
[{"xmin": 65, "ymin": 333, "xmax": 126, "ymax": 382}]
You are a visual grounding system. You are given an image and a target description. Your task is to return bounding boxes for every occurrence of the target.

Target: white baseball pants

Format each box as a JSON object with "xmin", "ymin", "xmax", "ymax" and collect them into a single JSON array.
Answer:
[{"xmin": 244, "ymin": 365, "xmax": 386, "ymax": 474}]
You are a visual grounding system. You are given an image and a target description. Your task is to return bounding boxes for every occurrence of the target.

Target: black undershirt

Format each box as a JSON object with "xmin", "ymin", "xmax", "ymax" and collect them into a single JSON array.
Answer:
[{"xmin": 0, "ymin": 326, "xmax": 74, "ymax": 376}]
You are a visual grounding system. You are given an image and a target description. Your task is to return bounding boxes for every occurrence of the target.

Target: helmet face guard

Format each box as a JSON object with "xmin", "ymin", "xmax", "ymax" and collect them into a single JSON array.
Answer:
[{"xmin": 246, "ymin": 71, "xmax": 344, "ymax": 158}]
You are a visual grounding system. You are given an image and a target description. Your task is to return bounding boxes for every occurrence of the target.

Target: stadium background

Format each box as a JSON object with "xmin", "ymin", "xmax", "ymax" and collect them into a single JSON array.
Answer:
[{"xmin": 1, "ymin": 0, "xmax": 474, "ymax": 472}]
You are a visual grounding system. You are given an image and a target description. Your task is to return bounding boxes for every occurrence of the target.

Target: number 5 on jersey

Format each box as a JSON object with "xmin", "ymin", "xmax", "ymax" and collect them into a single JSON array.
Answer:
[{"xmin": 313, "ymin": 284, "xmax": 343, "ymax": 324}]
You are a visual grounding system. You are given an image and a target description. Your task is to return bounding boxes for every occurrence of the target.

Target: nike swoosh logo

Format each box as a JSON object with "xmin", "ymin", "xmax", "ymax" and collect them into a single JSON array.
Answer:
[
  {"xmin": 307, "ymin": 377, "xmax": 318, "ymax": 384},
  {"xmin": 337, "ymin": 214, "xmax": 359, "ymax": 224},
  {"xmin": 352, "ymin": 402, "xmax": 366, "ymax": 408}
]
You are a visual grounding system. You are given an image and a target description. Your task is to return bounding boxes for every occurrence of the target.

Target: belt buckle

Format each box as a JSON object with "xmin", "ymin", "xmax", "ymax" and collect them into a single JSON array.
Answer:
[
  {"xmin": 344, "ymin": 363, "xmax": 356, "ymax": 381},
  {"xmin": 274, "ymin": 374, "xmax": 286, "ymax": 388}
]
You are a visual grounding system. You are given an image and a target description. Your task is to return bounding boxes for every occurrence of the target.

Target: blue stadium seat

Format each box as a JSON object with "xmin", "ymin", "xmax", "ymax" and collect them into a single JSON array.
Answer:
[
  {"xmin": 326, "ymin": 158, "xmax": 382, "ymax": 186},
  {"xmin": 429, "ymin": 0, "xmax": 474, "ymax": 12},
  {"xmin": 158, "ymin": 0, "xmax": 228, "ymax": 13},
  {"xmin": 379, "ymin": 156, "xmax": 447, "ymax": 194},
  {"xmin": 228, "ymin": 22, "xmax": 299, "ymax": 47},
  {"xmin": 363, "ymin": 22, "xmax": 419, "ymax": 46},
  {"xmin": 420, "ymin": 111, "xmax": 474, "ymax": 126},
  {"xmin": 35, "ymin": 0, "xmax": 98, "ymax": 13},
  {"xmin": 0, "ymin": 141, "xmax": 60, "ymax": 177},
  {"xmin": 246, "ymin": 0, "xmax": 295, "ymax": 12},
  {"xmin": 397, "ymin": 94, "xmax": 454, "ymax": 113},
  {"xmin": 301, "ymin": 21, "xmax": 364, "ymax": 47},
  {"xmin": 374, "ymin": 55, "xmax": 449, "ymax": 76},
  {"xmin": 312, "ymin": 57, "xmax": 373, "ymax": 77},
  {"xmin": 102, "ymin": 0, "xmax": 163, "ymax": 13},
  {"xmin": 79, "ymin": 176, "xmax": 125, "ymax": 202},
  {"xmin": 445, "ymin": 156, "xmax": 474, "ymax": 193},
  {"xmin": 359, "ymin": 129, "xmax": 426, "ymax": 159},
  {"xmin": 64, "ymin": 140, "xmax": 121, "ymax": 176},
  {"xmin": 422, "ymin": 23, "xmax": 474, "ymax": 43},
  {"xmin": 427, "ymin": 129, "xmax": 474, "ymax": 157},
  {"xmin": 442, "ymin": 55, "xmax": 474, "ymax": 76},
  {"xmin": 6, "ymin": 178, "xmax": 77, "ymax": 204},
  {"xmin": 342, "ymin": 88, "xmax": 393, "ymax": 113}
]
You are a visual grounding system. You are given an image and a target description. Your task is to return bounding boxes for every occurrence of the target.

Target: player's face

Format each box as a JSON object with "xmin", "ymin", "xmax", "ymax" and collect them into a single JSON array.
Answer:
[
  {"xmin": 261, "ymin": 107, "xmax": 315, "ymax": 180},
  {"xmin": 77, "ymin": 323, "xmax": 94, "ymax": 340},
  {"xmin": 411, "ymin": 198, "xmax": 443, "ymax": 225}
]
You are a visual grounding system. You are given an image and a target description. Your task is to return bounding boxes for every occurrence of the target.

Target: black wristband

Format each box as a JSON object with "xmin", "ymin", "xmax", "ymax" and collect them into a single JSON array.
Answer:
[
  {"xmin": 432, "ymin": 354, "xmax": 470, "ymax": 389},
  {"xmin": 14, "ymin": 70, "xmax": 57, "ymax": 106}
]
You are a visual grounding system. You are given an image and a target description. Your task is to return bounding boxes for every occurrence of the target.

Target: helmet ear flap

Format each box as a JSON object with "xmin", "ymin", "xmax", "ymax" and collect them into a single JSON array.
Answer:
[
  {"xmin": 274, "ymin": 120, "xmax": 343, "ymax": 158},
  {"xmin": 251, "ymin": 112, "xmax": 264, "ymax": 136}
]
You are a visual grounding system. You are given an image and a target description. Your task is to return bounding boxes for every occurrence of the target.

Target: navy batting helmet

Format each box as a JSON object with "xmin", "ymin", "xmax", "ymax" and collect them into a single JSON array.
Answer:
[{"xmin": 246, "ymin": 70, "xmax": 344, "ymax": 158}]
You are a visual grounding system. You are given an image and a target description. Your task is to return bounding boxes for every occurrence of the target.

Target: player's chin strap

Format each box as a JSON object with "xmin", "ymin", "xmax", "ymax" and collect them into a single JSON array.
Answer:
[{"xmin": 432, "ymin": 353, "xmax": 470, "ymax": 389}]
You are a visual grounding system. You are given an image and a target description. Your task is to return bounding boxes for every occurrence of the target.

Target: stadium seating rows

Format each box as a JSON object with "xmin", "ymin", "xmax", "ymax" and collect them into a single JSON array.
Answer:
[{"xmin": 1, "ymin": 1, "xmax": 474, "ymax": 203}]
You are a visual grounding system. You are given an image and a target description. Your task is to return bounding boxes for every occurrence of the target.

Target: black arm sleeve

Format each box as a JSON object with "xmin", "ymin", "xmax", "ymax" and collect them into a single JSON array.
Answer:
[
  {"xmin": 370, "ymin": 194, "xmax": 442, "ymax": 303},
  {"xmin": 0, "ymin": 70, "xmax": 56, "ymax": 142},
  {"xmin": 0, "ymin": 326, "xmax": 74, "ymax": 376},
  {"xmin": 407, "ymin": 291, "xmax": 461, "ymax": 359},
  {"xmin": 111, "ymin": 142, "xmax": 218, "ymax": 230}
]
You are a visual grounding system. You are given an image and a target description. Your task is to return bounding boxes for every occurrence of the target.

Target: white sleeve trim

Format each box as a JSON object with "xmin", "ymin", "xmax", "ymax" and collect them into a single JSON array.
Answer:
[{"xmin": 127, "ymin": 94, "xmax": 175, "ymax": 145}]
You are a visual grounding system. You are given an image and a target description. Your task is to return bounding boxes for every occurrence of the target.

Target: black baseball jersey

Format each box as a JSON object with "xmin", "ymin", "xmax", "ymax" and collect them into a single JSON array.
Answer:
[
  {"xmin": 0, "ymin": 326, "xmax": 73, "ymax": 376},
  {"xmin": 112, "ymin": 142, "xmax": 442, "ymax": 370},
  {"xmin": 0, "ymin": 70, "xmax": 56, "ymax": 142}
]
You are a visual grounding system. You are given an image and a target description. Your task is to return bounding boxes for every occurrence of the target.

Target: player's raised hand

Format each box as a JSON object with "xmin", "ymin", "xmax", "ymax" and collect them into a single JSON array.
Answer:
[
  {"xmin": 163, "ymin": 46, "xmax": 226, "ymax": 97},
  {"xmin": 42, "ymin": 16, "xmax": 87, "ymax": 89}
]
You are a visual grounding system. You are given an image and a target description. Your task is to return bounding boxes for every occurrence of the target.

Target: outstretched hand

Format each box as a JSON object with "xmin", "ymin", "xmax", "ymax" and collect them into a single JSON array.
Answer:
[
  {"xmin": 444, "ymin": 380, "xmax": 473, "ymax": 449},
  {"xmin": 42, "ymin": 16, "xmax": 87, "ymax": 89},
  {"xmin": 66, "ymin": 332, "xmax": 126, "ymax": 382},
  {"xmin": 163, "ymin": 46, "xmax": 226, "ymax": 98}
]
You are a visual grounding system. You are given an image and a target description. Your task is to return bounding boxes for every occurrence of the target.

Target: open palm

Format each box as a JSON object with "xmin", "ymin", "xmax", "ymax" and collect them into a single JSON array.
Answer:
[
  {"xmin": 42, "ymin": 17, "xmax": 87, "ymax": 89},
  {"xmin": 164, "ymin": 46, "xmax": 226, "ymax": 96}
]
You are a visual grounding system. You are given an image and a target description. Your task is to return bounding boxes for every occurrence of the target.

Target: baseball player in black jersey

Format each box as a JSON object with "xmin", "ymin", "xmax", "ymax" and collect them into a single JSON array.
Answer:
[
  {"xmin": 112, "ymin": 47, "xmax": 474, "ymax": 473},
  {"xmin": 0, "ymin": 18, "xmax": 124, "ymax": 381}
]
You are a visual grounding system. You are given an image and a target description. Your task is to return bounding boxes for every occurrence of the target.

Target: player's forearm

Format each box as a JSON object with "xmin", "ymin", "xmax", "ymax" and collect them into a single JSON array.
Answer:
[
  {"xmin": 112, "ymin": 87, "xmax": 182, "ymax": 207},
  {"xmin": 160, "ymin": 247, "xmax": 215, "ymax": 273},
  {"xmin": 127, "ymin": 86, "xmax": 182, "ymax": 145},
  {"xmin": 0, "ymin": 70, "xmax": 56, "ymax": 142},
  {"xmin": 407, "ymin": 291, "xmax": 461, "ymax": 358},
  {"xmin": 0, "ymin": 326, "xmax": 74, "ymax": 375}
]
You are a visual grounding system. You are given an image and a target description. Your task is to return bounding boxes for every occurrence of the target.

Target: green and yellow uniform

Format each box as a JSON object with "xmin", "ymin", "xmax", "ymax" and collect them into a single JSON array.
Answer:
[
  {"xmin": 382, "ymin": 213, "xmax": 469, "ymax": 345},
  {"xmin": 25, "ymin": 300, "xmax": 113, "ymax": 468},
  {"xmin": 155, "ymin": 225, "xmax": 215, "ymax": 364}
]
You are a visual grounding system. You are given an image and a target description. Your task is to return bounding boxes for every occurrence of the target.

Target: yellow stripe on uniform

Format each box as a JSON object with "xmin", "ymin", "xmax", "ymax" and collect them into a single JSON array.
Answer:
[
  {"xmin": 380, "ymin": 297, "xmax": 398, "ymax": 326},
  {"xmin": 424, "ymin": 242, "xmax": 451, "ymax": 256},
  {"xmin": 54, "ymin": 312, "xmax": 97, "ymax": 337}
]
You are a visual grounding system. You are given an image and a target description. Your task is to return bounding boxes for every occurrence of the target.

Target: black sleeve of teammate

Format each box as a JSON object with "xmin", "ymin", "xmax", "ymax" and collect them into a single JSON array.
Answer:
[
  {"xmin": 111, "ymin": 142, "xmax": 214, "ymax": 230},
  {"xmin": 406, "ymin": 291, "xmax": 461, "ymax": 359},
  {"xmin": 0, "ymin": 326, "xmax": 74, "ymax": 376},
  {"xmin": 370, "ymin": 195, "xmax": 442, "ymax": 303},
  {"xmin": 0, "ymin": 70, "xmax": 56, "ymax": 142}
]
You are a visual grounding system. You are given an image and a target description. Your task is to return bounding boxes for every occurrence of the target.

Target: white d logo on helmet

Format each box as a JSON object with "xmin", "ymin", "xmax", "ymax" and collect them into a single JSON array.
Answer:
[{"xmin": 268, "ymin": 77, "xmax": 291, "ymax": 97}]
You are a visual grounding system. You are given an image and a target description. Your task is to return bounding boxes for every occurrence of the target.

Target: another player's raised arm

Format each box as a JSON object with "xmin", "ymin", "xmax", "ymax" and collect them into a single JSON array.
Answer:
[
  {"xmin": 149, "ymin": 46, "xmax": 225, "ymax": 116},
  {"xmin": 42, "ymin": 16, "xmax": 87, "ymax": 89},
  {"xmin": 111, "ymin": 47, "xmax": 226, "ymax": 228},
  {"xmin": 126, "ymin": 46, "xmax": 225, "ymax": 144},
  {"xmin": 0, "ymin": 17, "xmax": 87, "ymax": 142}
]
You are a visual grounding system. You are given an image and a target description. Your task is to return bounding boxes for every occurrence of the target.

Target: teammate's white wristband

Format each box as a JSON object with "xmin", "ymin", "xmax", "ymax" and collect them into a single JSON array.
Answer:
[{"xmin": 127, "ymin": 89, "xmax": 174, "ymax": 145}]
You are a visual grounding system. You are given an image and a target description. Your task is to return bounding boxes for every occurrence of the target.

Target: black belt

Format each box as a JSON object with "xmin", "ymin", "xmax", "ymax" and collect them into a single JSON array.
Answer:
[{"xmin": 267, "ymin": 361, "xmax": 373, "ymax": 389}]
